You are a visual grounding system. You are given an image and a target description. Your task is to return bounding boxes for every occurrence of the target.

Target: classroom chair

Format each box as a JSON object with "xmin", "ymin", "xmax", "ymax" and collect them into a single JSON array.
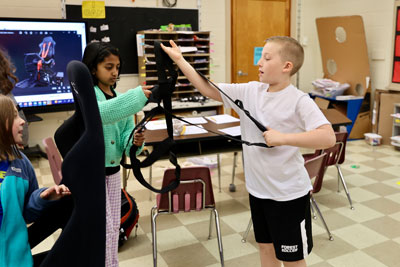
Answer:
[
  {"xmin": 305, "ymin": 153, "xmax": 333, "ymax": 241},
  {"xmin": 151, "ymin": 166, "xmax": 224, "ymax": 267},
  {"xmin": 303, "ymin": 132, "xmax": 354, "ymax": 209},
  {"xmin": 42, "ymin": 137, "xmax": 63, "ymax": 185}
]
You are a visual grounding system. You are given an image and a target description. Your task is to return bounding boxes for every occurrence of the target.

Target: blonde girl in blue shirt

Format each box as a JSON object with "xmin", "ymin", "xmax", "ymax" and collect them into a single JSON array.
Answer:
[{"xmin": 0, "ymin": 95, "xmax": 71, "ymax": 266}]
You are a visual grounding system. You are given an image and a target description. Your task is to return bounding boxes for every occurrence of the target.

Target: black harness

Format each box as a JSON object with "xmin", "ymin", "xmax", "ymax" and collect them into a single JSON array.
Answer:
[
  {"xmin": 122, "ymin": 41, "xmax": 272, "ymax": 194},
  {"xmin": 121, "ymin": 41, "xmax": 180, "ymax": 194}
]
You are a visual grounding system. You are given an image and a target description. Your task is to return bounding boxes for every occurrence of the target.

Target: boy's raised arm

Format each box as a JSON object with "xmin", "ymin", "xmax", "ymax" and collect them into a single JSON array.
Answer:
[{"xmin": 161, "ymin": 40, "xmax": 222, "ymax": 102}]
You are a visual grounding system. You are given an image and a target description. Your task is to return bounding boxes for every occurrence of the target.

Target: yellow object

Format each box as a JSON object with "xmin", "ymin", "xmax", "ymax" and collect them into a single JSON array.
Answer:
[
  {"xmin": 180, "ymin": 125, "xmax": 186, "ymax": 135},
  {"xmin": 82, "ymin": 1, "xmax": 106, "ymax": 19}
]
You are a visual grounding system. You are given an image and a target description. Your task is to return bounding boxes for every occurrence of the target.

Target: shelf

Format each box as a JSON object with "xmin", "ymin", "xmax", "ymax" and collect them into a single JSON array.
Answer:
[
  {"xmin": 142, "ymin": 99, "xmax": 223, "ymax": 112},
  {"xmin": 144, "ymin": 53, "xmax": 210, "ymax": 57},
  {"xmin": 137, "ymin": 30, "xmax": 218, "ymax": 114},
  {"xmin": 392, "ymin": 103, "xmax": 400, "ymax": 148}
]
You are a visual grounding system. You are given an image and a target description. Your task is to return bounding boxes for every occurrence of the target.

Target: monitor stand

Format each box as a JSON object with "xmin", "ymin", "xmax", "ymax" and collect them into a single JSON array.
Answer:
[
  {"xmin": 25, "ymin": 113, "xmax": 43, "ymax": 122},
  {"xmin": 22, "ymin": 114, "xmax": 48, "ymax": 159}
]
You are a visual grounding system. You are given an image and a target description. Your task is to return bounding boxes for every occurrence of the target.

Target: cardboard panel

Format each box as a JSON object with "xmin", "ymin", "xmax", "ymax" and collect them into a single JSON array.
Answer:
[
  {"xmin": 315, "ymin": 97, "xmax": 330, "ymax": 109},
  {"xmin": 316, "ymin": 16, "xmax": 370, "ymax": 96},
  {"xmin": 349, "ymin": 111, "xmax": 371, "ymax": 139}
]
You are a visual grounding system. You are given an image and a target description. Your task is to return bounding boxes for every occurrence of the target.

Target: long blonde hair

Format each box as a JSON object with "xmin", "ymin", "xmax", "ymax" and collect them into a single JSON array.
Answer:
[{"xmin": 0, "ymin": 95, "xmax": 21, "ymax": 161}]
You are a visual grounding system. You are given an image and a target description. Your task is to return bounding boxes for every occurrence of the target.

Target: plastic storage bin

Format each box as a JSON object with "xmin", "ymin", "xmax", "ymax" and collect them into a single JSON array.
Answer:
[{"xmin": 364, "ymin": 133, "xmax": 382, "ymax": 146}]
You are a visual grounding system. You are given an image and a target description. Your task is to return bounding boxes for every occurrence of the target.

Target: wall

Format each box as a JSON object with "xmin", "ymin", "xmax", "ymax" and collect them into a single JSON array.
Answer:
[
  {"xmin": 0, "ymin": 0, "xmax": 396, "ymax": 147},
  {"xmin": 298, "ymin": 0, "xmax": 394, "ymax": 94},
  {"xmin": 0, "ymin": 0, "xmax": 229, "ymax": 148}
]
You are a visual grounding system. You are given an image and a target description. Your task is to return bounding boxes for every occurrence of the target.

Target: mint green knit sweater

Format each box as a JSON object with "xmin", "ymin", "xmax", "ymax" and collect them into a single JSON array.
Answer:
[{"xmin": 94, "ymin": 85, "xmax": 148, "ymax": 167}]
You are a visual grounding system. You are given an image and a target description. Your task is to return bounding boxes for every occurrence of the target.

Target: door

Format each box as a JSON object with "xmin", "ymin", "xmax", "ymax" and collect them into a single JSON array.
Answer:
[{"xmin": 231, "ymin": 0, "xmax": 291, "ymax": 84}]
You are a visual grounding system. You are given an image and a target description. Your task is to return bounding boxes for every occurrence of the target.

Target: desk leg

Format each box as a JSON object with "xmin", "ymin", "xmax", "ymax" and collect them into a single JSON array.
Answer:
[
  {"xmin": 229, "ymin": 152, "xmax": 238, "ymax": 192},
  {"xmin": 149, "ymin": 165, "xmax": 153, "ymax": 201},
  {"xmin": 217, "ymin": 154, "xmax": 221, "ymax": 192}
]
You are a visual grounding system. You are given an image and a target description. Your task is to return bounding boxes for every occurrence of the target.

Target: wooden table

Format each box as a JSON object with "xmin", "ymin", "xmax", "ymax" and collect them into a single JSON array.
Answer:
[
  {"xmin": 124, "ymin": 111, "xmax": 352, "ymax": 193},
  {"xmin": 123, "ymin": 120, "xmax": 242, "ymax": 194}
]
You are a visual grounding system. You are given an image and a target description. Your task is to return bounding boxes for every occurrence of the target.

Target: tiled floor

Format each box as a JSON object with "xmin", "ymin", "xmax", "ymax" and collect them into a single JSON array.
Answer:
[{"xmin": 30, "ymin": 140, "xmax": 400, "ymax": 266}]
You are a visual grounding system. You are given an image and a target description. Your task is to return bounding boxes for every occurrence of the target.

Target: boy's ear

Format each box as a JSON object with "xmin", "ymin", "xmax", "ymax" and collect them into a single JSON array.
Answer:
[{"xmin": 283, "ymin": 61, "xmax": 293, "ymax": 74}]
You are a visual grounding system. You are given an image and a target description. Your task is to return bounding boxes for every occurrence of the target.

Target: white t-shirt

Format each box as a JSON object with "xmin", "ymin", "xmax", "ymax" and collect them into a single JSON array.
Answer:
[{"xmin": 218, "ymin": 82, "xmax": 330, "ymax": 201}]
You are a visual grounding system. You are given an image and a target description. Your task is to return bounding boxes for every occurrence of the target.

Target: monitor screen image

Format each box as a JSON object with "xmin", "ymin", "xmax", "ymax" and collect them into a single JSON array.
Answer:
[{"xmin": 0, "ymin": 18, "xmax": 87, "ymax": 115}]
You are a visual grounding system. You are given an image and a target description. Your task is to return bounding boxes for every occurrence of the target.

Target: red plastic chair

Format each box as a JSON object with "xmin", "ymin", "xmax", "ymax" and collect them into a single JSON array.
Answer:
[
  {"xmin": 303, "ymin": 132, "xmax": 353, "ymax": 209},
  {"xmin": 151, "ymin": 166, "xmax": 224, "ymax": 267},
  {"xmin": 42, "ymin": 137, "xmax": 62, "ymax": 185},
  {"xmin": 305, "ymin": 153, "xmax": 333, "ymax": 241}
]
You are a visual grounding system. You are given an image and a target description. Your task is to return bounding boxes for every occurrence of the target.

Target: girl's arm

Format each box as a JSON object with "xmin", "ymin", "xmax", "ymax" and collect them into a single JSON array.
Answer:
[
  {"xmin": 21, "ymin": 155, "xmax": 71, "ymax": 223},
  {"xmin": 98, "ymin": 86, "xmax": 148, "ymax": 125},
  {"xmin": 161, "ymin": 40, "xmax": 223, "ymax": 102}
]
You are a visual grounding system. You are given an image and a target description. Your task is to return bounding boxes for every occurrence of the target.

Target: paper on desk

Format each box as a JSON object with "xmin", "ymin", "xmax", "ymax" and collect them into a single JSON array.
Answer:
[
  {"xmin": 181, "ymin": 117, "xmax": 207, "ymax": 124},
  {"xmin": 145, "ymin": 117, "xmax": 208, "ymax": 130},
  {"xmin": 145, "ymin": 120, "xmax": 167, "ymax": 130},
  {"xmin": 218, "ymin": 126, "xmax": 241, "ymax": 136},
  {"xmin": 181, "ymin": 125, "xmax": 208, "ymax": 135},
  {"xmin": 205, "ymin": 114, "xmax": 240, "ymax": 124}
]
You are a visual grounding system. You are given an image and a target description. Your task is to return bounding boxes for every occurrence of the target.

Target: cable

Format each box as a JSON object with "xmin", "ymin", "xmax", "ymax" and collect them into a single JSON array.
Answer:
[{"xmin": 162, "ymin": 0, "xmax": 177, "ymax": 7}]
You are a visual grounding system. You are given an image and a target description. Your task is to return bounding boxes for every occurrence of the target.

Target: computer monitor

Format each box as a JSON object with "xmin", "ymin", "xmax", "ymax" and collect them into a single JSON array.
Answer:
[{"xmin": 0, "ymin": 18, "xmax": 87, "ymax": 117}]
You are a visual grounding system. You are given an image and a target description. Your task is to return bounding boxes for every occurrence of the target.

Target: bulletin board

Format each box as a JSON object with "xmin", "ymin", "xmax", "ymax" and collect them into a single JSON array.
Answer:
[
  {"xmin": 66, "ymin": 5, "xmax": 198, "ymax": 74},
  {"xmin": 388, "ymin": 1, "xmax": 400, "ymax": 91}
]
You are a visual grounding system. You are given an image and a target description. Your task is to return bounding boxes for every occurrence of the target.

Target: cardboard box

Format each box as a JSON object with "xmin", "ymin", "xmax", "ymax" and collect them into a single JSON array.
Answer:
[
  {"xmin": 372, "ymin": 89, "xmax": 387, "ymax": 133},
  {"xmin": 377, "ymin": 92, "xmax": 400, "ymax": 145},
  {"xmin": 316, "ymin": 16, "xmax": 370, "ymax": 97},
  {"xmin": 349, "ymin": 111, "xmax": 371, "ymax": 139},
  {"xmin": 316, "ymin": 16, "xmax": 371, "ymax": 138}
]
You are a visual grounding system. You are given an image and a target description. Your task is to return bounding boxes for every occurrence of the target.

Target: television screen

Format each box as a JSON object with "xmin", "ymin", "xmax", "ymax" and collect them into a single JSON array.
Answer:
[{"xmin": 0, "ymin": 18, "xmax": 87, "ymax": 116}]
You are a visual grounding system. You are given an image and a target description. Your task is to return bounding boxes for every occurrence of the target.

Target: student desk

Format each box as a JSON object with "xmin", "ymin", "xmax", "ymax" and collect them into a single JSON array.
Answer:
[
  {"xmin": 122, "ymin": 120, "xmax": 242, "ymax": 194},
  {"xmin": 122, "ymin": 111, "xmax": 351, "ymax": 194}
]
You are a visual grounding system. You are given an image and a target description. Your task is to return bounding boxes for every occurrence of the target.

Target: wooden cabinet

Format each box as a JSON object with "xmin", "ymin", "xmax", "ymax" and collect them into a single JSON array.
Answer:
[{"xmin": 137, "ymin": 30, "xmax": 223, "ymax": 116}]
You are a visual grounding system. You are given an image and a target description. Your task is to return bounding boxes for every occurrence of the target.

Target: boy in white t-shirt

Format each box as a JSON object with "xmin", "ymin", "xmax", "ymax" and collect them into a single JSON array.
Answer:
[{"xmin": 162, "ymin": 36, "xmax": 335, "ymax": 267}]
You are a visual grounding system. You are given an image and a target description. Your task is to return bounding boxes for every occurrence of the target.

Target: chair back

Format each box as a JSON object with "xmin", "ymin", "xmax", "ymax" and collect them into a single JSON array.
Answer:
[
  {"xmin": 42, "ymin": 137, "xmax": 63, "ymax": 185},
  {"xmin": 157, "ymin": 166, "xmax": 215, "ymax": 212},
  {"xmin": 335, "ymin": 132, "xmax": 348, "ymax": 164},
  {"xmin": 305, "ymin": 153, "xmax": 328, "ymax": 194},
  {"xmin": 42, "ymin": 61, "xmax": 106, "ymax": 267},
  {"xmin": 322, "ymin": 131, "xmax": 347, "ymax": 167}
]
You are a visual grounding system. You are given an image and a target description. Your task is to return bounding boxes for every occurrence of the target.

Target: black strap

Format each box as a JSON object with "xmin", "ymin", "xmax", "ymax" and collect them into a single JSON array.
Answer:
[
  {"xmin": 195, "ymin": 70, "xmax": 272, "ymax": 148},
  {"xmin": 120, "ymin": 41, "xmax": 180, "ymax": 194},
  {"xmin": 163, "ymin": 108, "xmax": 269, "ymax": 148}
]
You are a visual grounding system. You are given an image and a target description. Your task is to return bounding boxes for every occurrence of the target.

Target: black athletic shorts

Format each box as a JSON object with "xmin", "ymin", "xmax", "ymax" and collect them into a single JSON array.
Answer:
[{"xmin": 249, "ymin": 192, "xmax": 313, "ymax": 262}]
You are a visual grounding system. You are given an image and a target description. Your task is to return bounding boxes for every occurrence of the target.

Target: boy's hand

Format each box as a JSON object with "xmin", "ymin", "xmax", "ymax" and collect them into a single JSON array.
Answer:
[
  {"xmin": 263, "ymin": 128, "xmax": 285, "ymax": 146},
  {"xmin": 133, "ymin": 127, "xmax": 146, "ymax": 147},
  {"xmin": 160, "ymin": 40, "xmax": 183, "ymax": 62},
  {"xmin": 40, "ymin": 184, "xmax": 71, "ymax": 201}
]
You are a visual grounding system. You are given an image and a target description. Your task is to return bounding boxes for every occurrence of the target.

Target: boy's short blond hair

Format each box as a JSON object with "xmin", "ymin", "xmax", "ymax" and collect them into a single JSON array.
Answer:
[{"xmin": 266, "ymin": 36, "xmax": 304, "ymax": 76}]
